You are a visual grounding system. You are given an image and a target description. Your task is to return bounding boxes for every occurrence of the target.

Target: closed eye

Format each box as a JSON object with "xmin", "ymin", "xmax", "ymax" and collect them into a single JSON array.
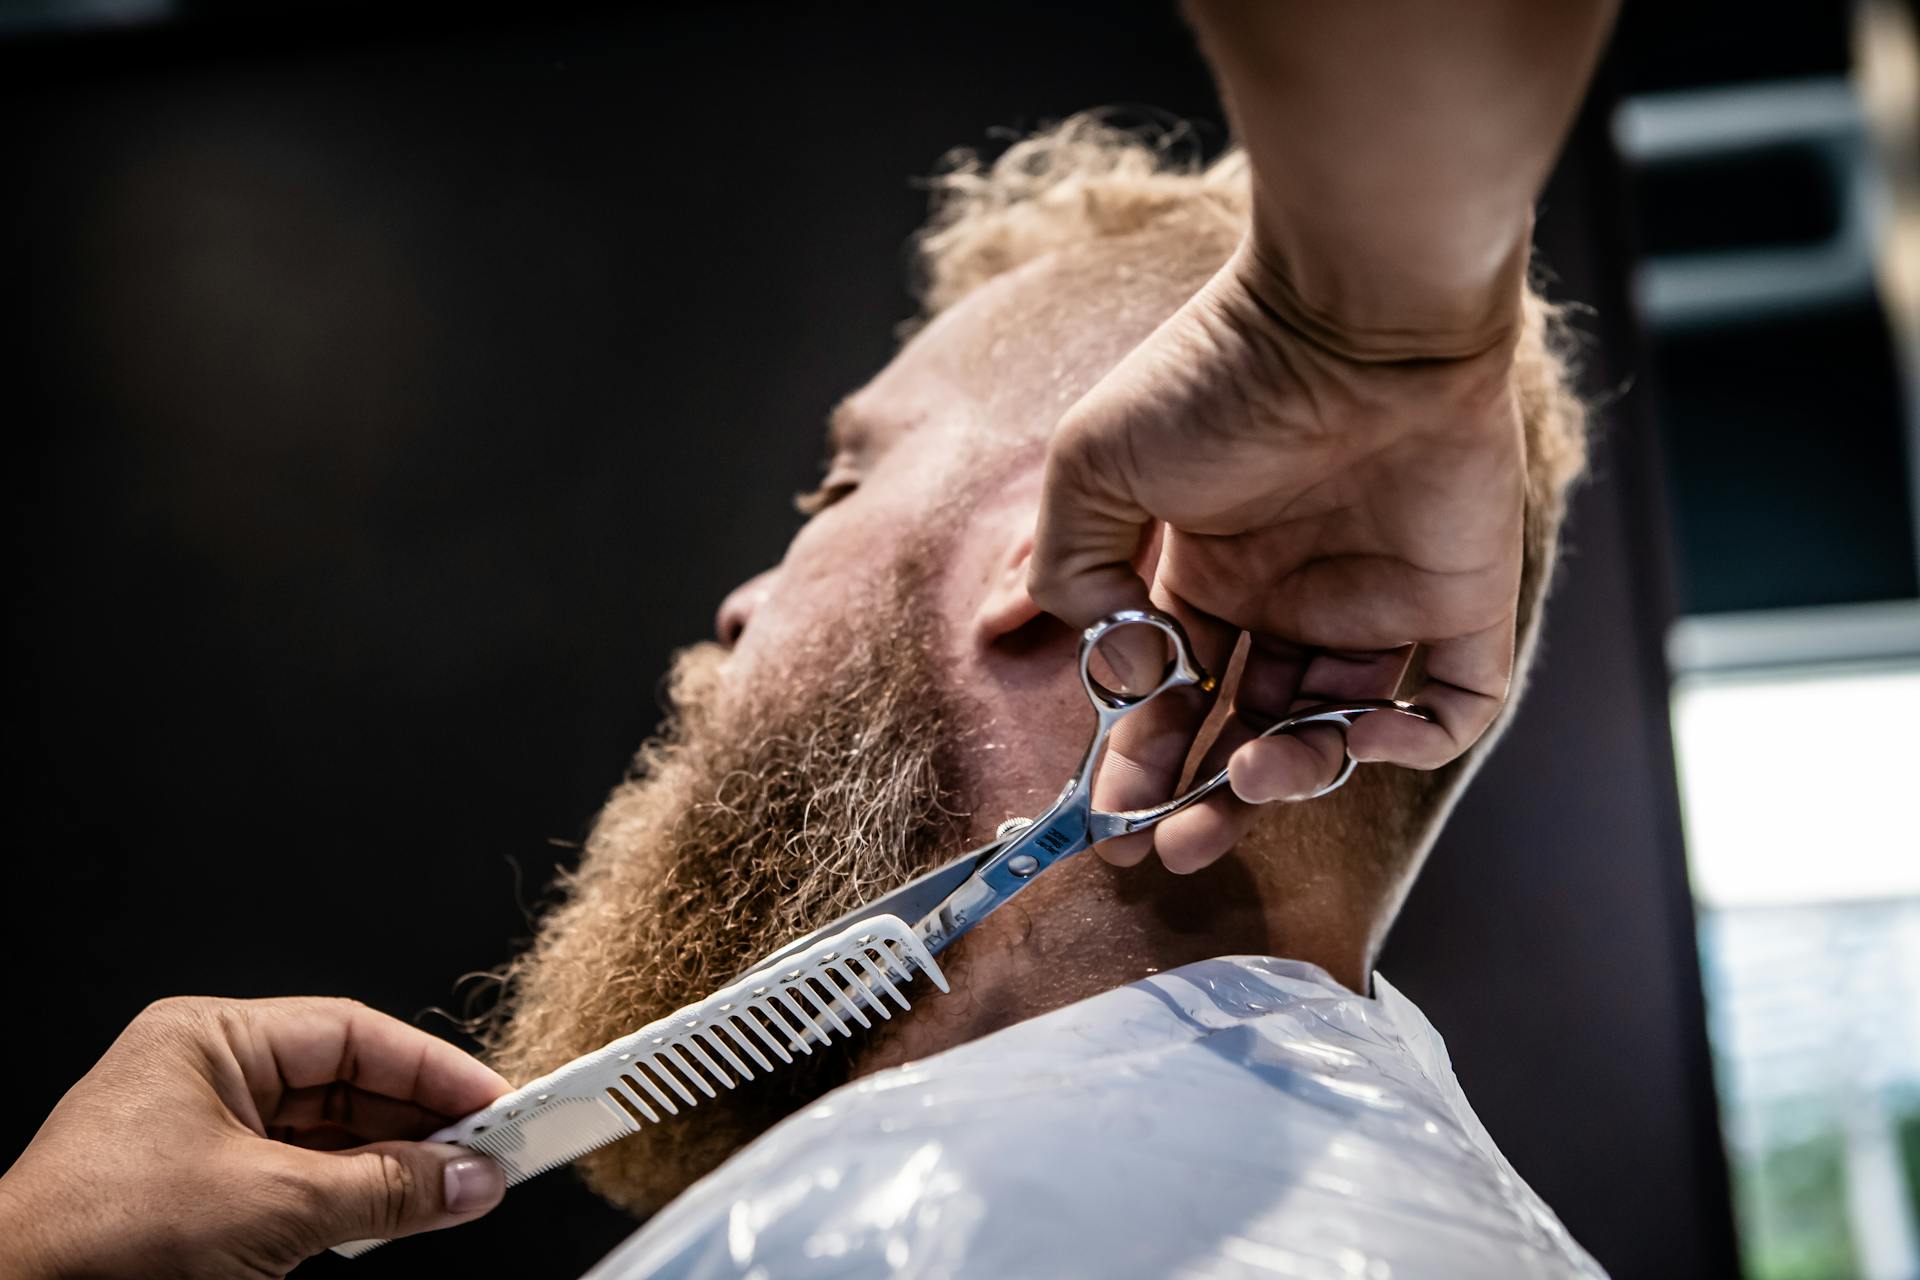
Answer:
[{"xmin": 794, "ymin": 477, "xmax": 858, "ymax": 516}]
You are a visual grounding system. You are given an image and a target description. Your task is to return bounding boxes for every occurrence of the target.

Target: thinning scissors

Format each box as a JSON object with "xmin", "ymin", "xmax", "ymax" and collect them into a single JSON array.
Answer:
[{"xmin": 751, "ymin": 608, "xmax": 1434, "ymax": 976}]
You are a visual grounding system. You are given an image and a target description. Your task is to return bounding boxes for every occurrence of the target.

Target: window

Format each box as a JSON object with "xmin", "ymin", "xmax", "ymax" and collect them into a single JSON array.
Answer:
[{"xmin": 1670, "ymin": 610, "xmax": 1920, "ymax": 1280}]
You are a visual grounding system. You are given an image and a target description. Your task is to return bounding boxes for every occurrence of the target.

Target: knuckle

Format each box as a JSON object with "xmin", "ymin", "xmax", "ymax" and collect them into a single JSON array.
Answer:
[
  {"xmin": 1048, "ymin": 406, "xmax": 1105, "ymax": 458},
  {"xmin": 368, "ymin": 1151, "xmax": 420, "ymax": 1230},
  {"xmin": 1024, "ymin": 561, "xmax": 1065, "ymax": 604},
  {"xmin": 130, "ymin": 998, "xmax": 226, "ymax": 1057},
  {"xmin": 140, "ymin": 995, "xmax": 213, "ymax": 1024}
]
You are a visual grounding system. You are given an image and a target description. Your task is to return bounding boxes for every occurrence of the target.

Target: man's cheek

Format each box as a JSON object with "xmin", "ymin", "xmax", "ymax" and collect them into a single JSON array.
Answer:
[{"xmin": 767, "ymin": 527, "xmax": 907, "ymax": 625}]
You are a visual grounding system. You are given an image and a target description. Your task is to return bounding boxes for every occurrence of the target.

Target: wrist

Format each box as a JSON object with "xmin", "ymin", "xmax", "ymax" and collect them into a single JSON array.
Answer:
[
  {"xmin": 1200, "ymin": 237, "xmax": 1527, "ymax": 447},
  {"xmin": 1235, "ymin": 215, "xmax": 1530, "ymax": 366}
]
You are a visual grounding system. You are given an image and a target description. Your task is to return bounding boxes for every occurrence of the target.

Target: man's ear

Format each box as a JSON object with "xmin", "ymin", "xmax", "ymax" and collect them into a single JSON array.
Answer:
[
  {"xmin": 971, "ymin": 529, "xmax": 1046, "ymax": 649},
  {"xmin": 972, "ymin": 508, "xmax": 1170, "ymax": 651}
]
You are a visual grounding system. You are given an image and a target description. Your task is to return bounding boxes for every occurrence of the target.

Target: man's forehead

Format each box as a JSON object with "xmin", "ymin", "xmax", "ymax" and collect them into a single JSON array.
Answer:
[{"xmin": 833, "ymin": 245, "xmax": 1208, "ymax": 456}]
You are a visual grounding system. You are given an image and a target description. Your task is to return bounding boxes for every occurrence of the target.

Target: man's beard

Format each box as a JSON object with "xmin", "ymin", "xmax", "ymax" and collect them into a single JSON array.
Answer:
[{"xmin": 484, "ymin": 571, "xmax": 970, "ymax": 1216}]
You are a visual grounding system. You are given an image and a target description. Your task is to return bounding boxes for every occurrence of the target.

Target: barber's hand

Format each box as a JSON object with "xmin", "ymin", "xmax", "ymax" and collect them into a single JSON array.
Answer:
[
  {"xmin": 0, "ymin": 996, "xmax": 510, "ymax": 1279},
  {"xmin": 1031, "ymin": 240, "xmax": 1527, "ymax": 872}
]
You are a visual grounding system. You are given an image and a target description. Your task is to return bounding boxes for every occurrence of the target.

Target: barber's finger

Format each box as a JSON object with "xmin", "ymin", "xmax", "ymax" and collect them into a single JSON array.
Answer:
[
  {"xmin": 1346, "ymin": 623, "xmax": 1513, "ymax": 769},
  {"xmin": 1148, "ymin": 638, "xmax": 1324, "ymax": 872},
  {"xmin": 1088, "ymin": 598, "xmax": 1237, "ymax": 867},
  {"xmin": 1151, "ymin": 643, "xmax": 1414, "ymax": 871},
  {"xmin": 1228, "ymin": 647, "xmax": 1412, "ymax": 802},
  {"xmin": 280, "ymin": 1139, "xmax": 505, "ymax": 1249},
  {"xmin": 267, "ymin": 1083, "xmax": 452, "ymax": 1147},
  {"xmin": 1028, "ymin": 412, "xmax": 1155, "ymax": 631},
  {"xmin": 232, "ymin": 997, "xmax": 508, "ymax": 1121},
  {"xmin": 1144, "ymin": 788, "xmax": 1253, "ymax": 875}
]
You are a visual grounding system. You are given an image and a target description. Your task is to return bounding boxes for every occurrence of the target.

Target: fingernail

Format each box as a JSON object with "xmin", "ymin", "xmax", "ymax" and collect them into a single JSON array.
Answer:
[{"xmin": 444, "ymin": 1156, "xmax": 504, "ymax": 1214}]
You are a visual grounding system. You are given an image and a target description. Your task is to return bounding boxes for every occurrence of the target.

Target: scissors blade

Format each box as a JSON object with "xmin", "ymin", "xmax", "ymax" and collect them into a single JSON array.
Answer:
[{"xmin": 730, "ymin": 839, "xmax": 1001, "ymax": 982}]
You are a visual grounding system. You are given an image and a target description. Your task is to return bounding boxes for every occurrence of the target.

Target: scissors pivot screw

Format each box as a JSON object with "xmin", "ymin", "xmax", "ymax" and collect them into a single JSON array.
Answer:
[
  {"xmin": 996, "ymin": 817, "xmax": 1034, "ymax": 840},
  {"xmin": 1007, "ymin": 854, "xmax": 1039, "ymax": 877}
]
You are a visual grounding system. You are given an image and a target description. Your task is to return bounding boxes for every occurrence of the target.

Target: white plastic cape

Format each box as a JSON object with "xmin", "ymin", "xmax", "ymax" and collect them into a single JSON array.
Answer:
[{"xmin": 583, "ymin": 956, "xmax": 1607, "ymax": 1279}]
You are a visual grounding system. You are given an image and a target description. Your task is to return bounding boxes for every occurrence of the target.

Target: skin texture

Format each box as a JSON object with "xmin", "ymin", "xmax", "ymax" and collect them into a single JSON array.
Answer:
[{"xmin": 0, "ymin": 998, "xmax": 509, "ymax": 1279}]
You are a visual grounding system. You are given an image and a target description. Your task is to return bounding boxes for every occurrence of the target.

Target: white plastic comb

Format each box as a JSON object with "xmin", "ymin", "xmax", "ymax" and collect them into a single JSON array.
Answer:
[{"xmin": 332, "ymin": 913, "xmax": 944, "ymax": 1257}]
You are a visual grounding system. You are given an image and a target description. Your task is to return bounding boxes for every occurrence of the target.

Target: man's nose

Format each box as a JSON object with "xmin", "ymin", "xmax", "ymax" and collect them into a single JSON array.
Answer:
[{"xmin": 715, "ymin": 569, "xmax": 777, "ymax": 648}]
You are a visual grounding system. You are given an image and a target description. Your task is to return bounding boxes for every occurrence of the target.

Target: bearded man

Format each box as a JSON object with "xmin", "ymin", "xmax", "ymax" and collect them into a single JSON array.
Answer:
[{"xmin": 0, "ymin": 2, "xmax": 1621, "ymax": 1276}]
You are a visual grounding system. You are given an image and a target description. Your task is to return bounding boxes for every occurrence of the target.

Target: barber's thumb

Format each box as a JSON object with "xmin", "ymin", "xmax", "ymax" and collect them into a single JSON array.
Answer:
[{"xmin": 294, "ymin": 1140, "xmax": 506, "ymax": 1246}]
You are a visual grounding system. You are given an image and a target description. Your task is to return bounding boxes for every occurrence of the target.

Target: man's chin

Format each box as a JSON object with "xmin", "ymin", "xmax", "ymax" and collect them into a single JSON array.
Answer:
[{"xmin": 483, "ymin": 590, "xmax": 968, "ymax": 1214}]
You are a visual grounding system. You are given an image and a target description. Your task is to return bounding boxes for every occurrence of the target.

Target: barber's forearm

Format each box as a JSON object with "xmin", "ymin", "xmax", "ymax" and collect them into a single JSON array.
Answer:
[{"xmin": 1185, "ymin": 0, "xmax": 1618, "ymax": 359}]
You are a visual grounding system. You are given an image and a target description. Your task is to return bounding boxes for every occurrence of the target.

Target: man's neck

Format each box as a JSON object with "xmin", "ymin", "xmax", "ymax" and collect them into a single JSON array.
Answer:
[{"xmin": 852, "ymin": 850, "xmax": 1374, "ymax": 1077}]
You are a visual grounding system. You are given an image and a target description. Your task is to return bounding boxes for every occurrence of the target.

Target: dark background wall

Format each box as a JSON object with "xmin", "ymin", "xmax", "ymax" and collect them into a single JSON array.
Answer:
[{"xmin": 4, "ymin": 5, "xmax": 1738, "ymax": 1277}]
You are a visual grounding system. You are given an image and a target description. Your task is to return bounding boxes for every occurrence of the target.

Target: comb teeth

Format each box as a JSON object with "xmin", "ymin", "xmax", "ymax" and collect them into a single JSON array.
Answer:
[{"xmin": 332, "ymin": 914, "xmax": 944, "ymax": 1258}]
